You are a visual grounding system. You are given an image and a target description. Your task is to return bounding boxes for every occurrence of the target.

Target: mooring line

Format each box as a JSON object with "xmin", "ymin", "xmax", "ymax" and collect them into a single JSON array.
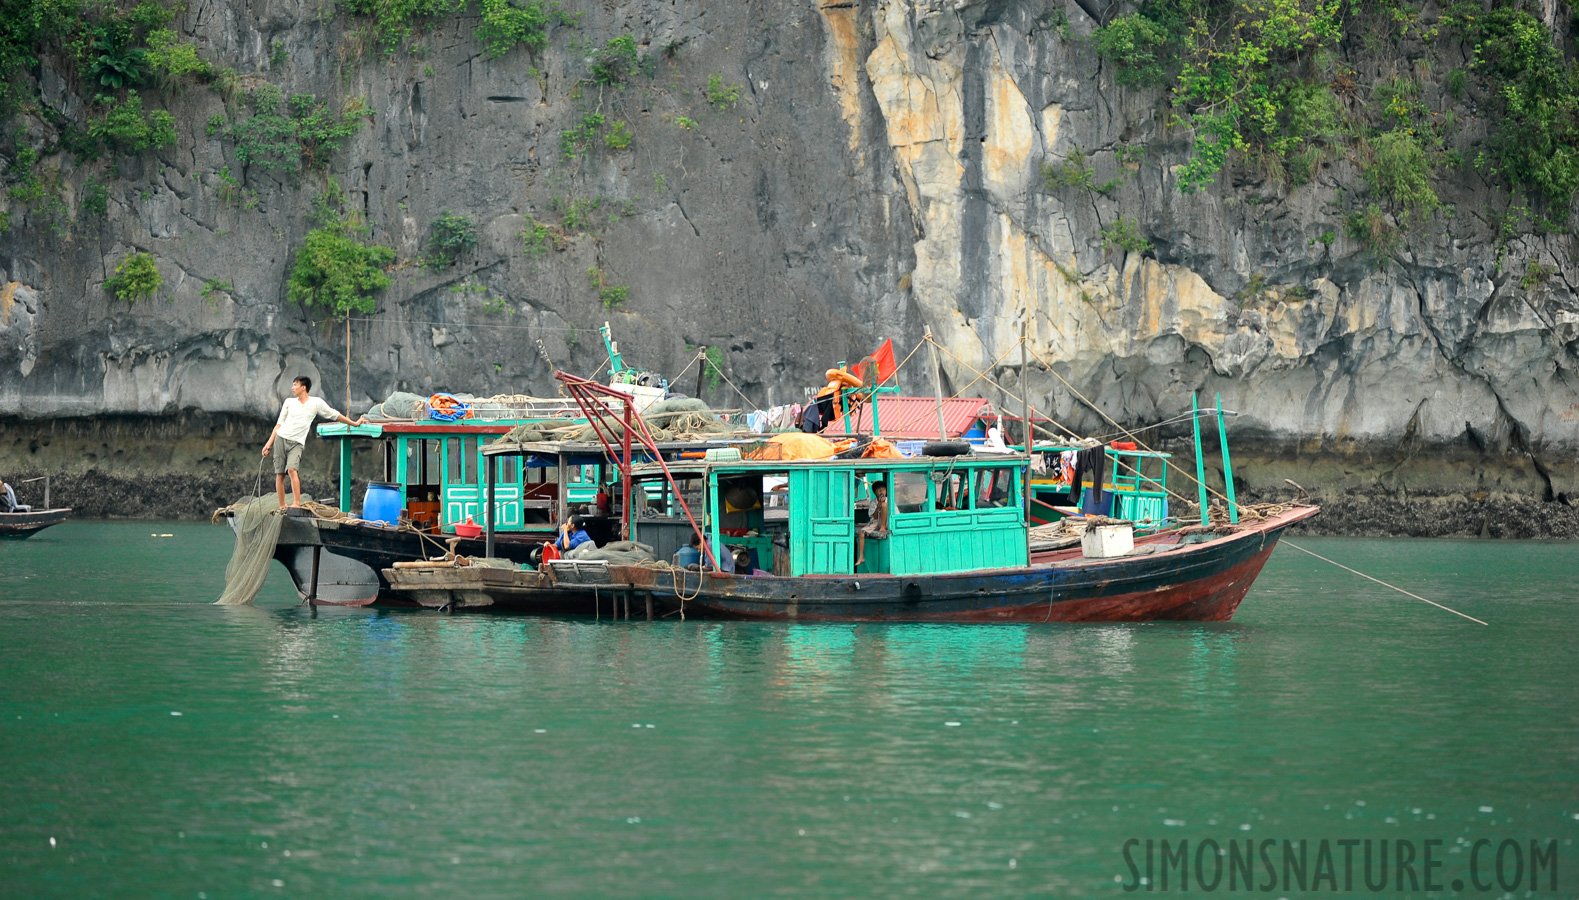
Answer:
[{"xmin": 1281, "ymin": 540, "xmax": 1488, "ymax": 626}]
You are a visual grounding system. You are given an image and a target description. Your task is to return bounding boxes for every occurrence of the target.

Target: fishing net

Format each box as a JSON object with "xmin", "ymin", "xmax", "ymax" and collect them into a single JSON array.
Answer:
[{"xmin": 214, "ymin": 496, "xmax": 284, "ymax": 605}]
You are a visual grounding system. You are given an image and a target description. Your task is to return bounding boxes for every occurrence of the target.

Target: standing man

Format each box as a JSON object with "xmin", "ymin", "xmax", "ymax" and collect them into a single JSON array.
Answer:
[
  {"xmin": 263, "ymin": 376, "xmax": 365, "ymax": 508},
  {"xmin": 854, "ymin": 480, "xmax": 889, "ymax": 568}
]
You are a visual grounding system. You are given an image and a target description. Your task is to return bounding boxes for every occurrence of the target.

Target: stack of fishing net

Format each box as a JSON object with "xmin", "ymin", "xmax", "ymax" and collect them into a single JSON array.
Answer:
[
  {"xmin": 494, "ymin": 418, "xmax": 580, "ymax": 445},
  {"xmin": 214, "ymin": 496, "xmax": 285, "ymax": 605},
  {"xmin": 565, "ymin": 398, "xmax": 754, "ymax": 443},
  {"xmin": 564, "ymin": 539, "xmax": 656, "ymax": 565},
  {"xmin": 364, "ymin": 391, "xmax": 427, "ymax": 420}
]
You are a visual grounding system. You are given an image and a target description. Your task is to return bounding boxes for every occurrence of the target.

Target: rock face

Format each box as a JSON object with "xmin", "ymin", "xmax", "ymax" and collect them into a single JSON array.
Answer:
[{"xmin": 2, "ymin": 0, "xmax": 1577, "ymax": 522}]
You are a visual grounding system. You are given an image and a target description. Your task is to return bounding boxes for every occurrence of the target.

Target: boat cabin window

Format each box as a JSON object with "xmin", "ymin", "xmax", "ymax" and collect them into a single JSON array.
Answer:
[
  {"xmin": 891, "ymin": 471, "xmax": 931, "ymax": 514},
  {"xmin": 937, "ymin": 471, "xmax": 969, "ymax": 510},
  {"xmin": 446, "ymin": 437, "xmax": 481, "ymax": 485},
  {"xmin": 976, "ymin": 468, "xmax": 1013, "ymax": 508}
]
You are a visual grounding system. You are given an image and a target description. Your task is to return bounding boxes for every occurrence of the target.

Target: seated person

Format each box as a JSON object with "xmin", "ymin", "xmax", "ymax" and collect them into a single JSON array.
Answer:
[
  {"xmin": 554, "ymin": 515, "xmax": 594, "ymax": 552},
  {"xmin": 672, "ymin": 532, "xmax": 737, "ymax": 572},
  {"xmin": 855, "ymin": 480, "xmax": 889, "ymax": 567},
  {"xmin": 673, "ymin": 533, "xmax": 703, "ymax": 568},
  {"xmin": 1, "ymin": 477, "xmax": 28, "ymax": 513}
]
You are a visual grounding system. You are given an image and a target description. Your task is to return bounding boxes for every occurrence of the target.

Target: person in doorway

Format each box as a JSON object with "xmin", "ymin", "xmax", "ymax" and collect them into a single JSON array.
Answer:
[
  {"xmin": 262, "ymin": 376, "xmax": 365, "ymax": 508},
  {"xmin": 555, "ymin": 515, "xmax": 594, "ymax": 553},
  {"xmin": 854, "ymin": 480, "xmax": 889, "ymax": 567},
  {"xmin": 1, "ymin": 476, "xmax": 28, "ymax": 513}
]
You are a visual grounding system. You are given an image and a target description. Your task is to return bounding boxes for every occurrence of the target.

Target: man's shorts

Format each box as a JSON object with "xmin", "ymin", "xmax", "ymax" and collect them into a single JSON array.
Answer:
[{"xmin": 273, "ymin": 438, "xmax": 304, "ymax": 475}]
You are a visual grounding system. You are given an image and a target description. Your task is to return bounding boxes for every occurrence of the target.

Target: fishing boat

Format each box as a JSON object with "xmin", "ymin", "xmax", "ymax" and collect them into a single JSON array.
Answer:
[
  {"xmin": 1, "ymin": 476, "xmax": 71, "ymax": 539},
  {"xmin": 381, "ymin": 369, "xmax": 1317, "ymax": 621},
  {"xmin": 0, "ymin": 507, "xmax": 72, "ymax": 539},
  {"xmin": 215, "ymin": 323, "xmax": 736, "ymax": 606}
]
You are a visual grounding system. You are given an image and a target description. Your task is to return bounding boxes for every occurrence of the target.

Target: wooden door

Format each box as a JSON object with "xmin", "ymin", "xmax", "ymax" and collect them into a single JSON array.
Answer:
[{"xmin": 789, "ymin": 468, "xmax": 854, "ymax": 575}]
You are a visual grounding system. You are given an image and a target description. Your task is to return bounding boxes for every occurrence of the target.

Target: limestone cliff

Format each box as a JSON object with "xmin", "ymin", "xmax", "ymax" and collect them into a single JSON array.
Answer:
[{"xmin": 2, "ymin": 0, "xmax": 1577, "ymax": 529}]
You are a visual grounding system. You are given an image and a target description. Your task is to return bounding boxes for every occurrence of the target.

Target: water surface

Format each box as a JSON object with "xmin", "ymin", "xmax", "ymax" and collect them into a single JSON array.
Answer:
[{"xmin": 2, "ymin": 523, "xmax": 1575, "ymax": 897}]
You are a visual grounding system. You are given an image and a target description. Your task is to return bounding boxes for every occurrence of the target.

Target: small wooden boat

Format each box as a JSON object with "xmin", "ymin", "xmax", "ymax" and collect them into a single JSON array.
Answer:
[{"xmin": 0, "ymin": 508, "xmax": 72, "ymax": 539}]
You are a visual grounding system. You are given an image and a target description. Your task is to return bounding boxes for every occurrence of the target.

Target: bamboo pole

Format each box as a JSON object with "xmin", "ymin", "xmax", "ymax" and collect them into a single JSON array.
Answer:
[
  {"xmin": 1215, "ymin": 392, "xmax": 1238, "ymax": 524},
  {"xmin": 926, "ymin": 331, "xmax": 947, "ymax": 440},
  {"xmin": 1021, "ymin": 323, "xmax": 1031, "ymax": 565},
  {"xmin": 1191, "ymin": 391, "xmax": 1209, "ymax": 526}
]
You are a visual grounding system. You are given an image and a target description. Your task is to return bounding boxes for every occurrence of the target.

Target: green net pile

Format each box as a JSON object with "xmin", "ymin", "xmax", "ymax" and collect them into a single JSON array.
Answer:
[{"xmin": 214, "ymin": 496, "xmax": 285, "ymax": 606}]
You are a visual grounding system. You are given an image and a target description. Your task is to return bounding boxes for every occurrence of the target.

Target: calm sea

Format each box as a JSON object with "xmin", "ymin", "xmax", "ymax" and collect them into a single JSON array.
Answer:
[{"xmin": 1, "ymin": 522, "xmax": 1575, "ymax": 898}]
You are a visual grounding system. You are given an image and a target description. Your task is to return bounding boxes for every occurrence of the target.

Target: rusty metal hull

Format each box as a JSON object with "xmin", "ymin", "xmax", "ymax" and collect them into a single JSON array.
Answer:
[
  {"xmin": 0, "ymin": 508, "xmax": 71, "ymax": 539},
  {"xmin": 623, "ymin": 506, "xmax": 1317, "ymax": 622}
]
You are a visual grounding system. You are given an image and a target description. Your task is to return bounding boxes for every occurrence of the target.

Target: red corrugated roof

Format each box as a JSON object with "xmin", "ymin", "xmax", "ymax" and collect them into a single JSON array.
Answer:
[{"xmin": 821, "ymin": 396, "xmax": 996, "ymax": 439}]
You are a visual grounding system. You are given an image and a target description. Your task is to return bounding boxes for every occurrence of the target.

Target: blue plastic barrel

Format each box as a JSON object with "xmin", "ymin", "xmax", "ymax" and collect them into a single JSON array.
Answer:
[{"xmin": 361, "ymin": 482, "xmax": 403, "ymax": 526}]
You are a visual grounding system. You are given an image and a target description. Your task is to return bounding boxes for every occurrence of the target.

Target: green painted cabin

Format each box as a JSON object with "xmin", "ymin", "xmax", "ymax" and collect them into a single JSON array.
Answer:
[{"xmin": 628, "ymin": 455, "xmax": 1028, "ymax": 577}]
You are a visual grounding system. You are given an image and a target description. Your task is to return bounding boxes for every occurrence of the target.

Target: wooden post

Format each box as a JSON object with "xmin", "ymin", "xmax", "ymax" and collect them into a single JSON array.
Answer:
[
  {"xmin": 926, "ymin": 330, "xmax": 947, "ymax": 440},
  {"xmin": 307, "ymin": 544, "xmax": 321, "ymax": 605},
  {"xmin": 645, "ymin": 593, "xmax": 653, "ymax": 621},
  {"xmin": 1191, "ymin": 391, "xmax": 1210, "ymax": 526},
  {"xmin": 556, "ymin": 454, "xmax": 569, "ymax": 525},
  {"xmin": 485, "ymin": 454, "xmax": 496, "ymax": 558},
  {"xmin": 1216, "ymin": 392, "xmax": 1239, "ymax": 524}
]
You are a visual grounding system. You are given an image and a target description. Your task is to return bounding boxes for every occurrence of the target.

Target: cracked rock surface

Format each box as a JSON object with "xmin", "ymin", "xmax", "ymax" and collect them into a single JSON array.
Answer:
[{"xmin": 1, "ymin": 0, "xmax": 1576, "ymax": 521}]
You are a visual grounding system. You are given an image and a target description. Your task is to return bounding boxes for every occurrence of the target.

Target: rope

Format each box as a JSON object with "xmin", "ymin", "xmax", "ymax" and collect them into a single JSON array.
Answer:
[
  {"xmin": 711, "ymin": 363, "xmax": 761, "ymax": 413},
  {"xmin": 669, "ymin": 351, "xmax": 703, "ymax": 390},
  {"xmin": 924, "ymin": 335, "xmax": 1084, "ymax": 441},
  {"xmin": 1022, "ymin": 342, "xmax": 1252, "ymax": 517},
  {"xmin": 949, "ymin": 337, "xmax": 1025, "ymax": 401},
  {"xmin": 920, "ymin": 334, "xmax": 1216, "ymax": 517},
  {"xmin": 1281, "ymin": 540, "xmax": 1489, "ymax": 626}
]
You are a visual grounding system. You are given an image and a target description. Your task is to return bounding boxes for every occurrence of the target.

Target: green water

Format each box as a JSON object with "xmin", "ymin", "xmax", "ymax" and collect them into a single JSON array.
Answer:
[{"xmin": 1, "ymin": 522, "xmax": 1575, "ymax": 898}]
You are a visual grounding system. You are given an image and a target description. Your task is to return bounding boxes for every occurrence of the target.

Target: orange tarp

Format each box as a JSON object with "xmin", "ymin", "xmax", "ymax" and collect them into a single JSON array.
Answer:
[
  {"xmin": 860, "ymin": 438, "xmax": 904, "ymax": 459},
  {"xmin": 745, "ymin": 432, "xmax": 853, "ymax": 460}
]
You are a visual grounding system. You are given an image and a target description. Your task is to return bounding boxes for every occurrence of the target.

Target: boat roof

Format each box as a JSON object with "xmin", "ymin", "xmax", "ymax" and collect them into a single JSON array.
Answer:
[
  {"xmin": 821, "ymin": 396, "xmax": 994, "ymax": 439},
  {"xmin": 317, "ymin": 422, "xmax": 522, "ymax": 438},
  {"xmin": 1029, "ymin": 441, "xmax": 1172, "ymax": 459},
  {"xmin": 628, "ymin": 453, "xmax": 1026, "ymax": 479},
  {"xmin": 483, "ymin": 438, "xmax": 756, "ymax": 463}
]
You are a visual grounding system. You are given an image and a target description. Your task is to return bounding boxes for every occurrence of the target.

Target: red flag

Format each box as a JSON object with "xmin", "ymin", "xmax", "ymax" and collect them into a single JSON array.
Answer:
[{"xmin": 863, "ymin": 338, "xmax": 896, "ymax": 385}]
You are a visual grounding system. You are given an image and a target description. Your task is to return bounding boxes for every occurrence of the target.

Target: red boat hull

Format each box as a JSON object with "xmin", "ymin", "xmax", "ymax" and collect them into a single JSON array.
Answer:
[{"xmin": 602, "ymin": 506, "xmax": 1318, "ymax": 622}]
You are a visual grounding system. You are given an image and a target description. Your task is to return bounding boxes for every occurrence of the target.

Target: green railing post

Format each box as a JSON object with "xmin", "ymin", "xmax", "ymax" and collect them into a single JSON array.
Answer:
[
  {"xmin": 339, "ymin": 437, "xmax": 353, "ymax": 512},
  {"xmin": 1215, "ymin": 392, "xmax": 1238, "ymax": 524},
  {"xmin": 1191, "ymin": 391, "xmax": 1209, "ymax": 526}
]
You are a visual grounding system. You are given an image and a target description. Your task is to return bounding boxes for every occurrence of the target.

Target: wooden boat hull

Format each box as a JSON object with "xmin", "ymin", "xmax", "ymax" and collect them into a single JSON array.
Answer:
[
  {"xmin": 612, "ymin": 506, "xmax": 1318, "ymax": 622},
  {"xmin": 0, "ymin": 508, "xmax": 72, "ymax": 539},
  {"xmin": 379, "ymin": 565, "xmax": 612, "ymax": 614},
  {"xmin": 264, "ymin": 512, "xmax": 552, "ymax": 607}
]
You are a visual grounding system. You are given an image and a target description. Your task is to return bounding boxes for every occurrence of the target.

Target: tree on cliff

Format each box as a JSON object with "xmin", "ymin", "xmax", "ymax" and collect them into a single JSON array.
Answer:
[
  {"xmin": 287, "ymin": 181, "xmax": 396, "ymax": 406},
  {"xmin": 287, "ymin": 182, "xmax": 395, "ymax": 316}
]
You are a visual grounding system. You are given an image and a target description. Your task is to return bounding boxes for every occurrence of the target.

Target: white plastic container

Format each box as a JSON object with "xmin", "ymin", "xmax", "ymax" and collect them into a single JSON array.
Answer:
[
  {"xmin": 1081, "ymin": 523, "xmax": 1134, "ymax": 559},
  {"xmin": 608, "ymin": 382, "xmax": 667, "ymax": 414}
]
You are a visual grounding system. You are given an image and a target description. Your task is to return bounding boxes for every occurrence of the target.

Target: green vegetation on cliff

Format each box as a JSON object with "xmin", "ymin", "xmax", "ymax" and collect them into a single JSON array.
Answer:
[
  {"xmin": 1095, "ymin": 0, "xmax": 1579, "ymax": 215},
  {"xmin": 287, "ymin": 184, "xmax": 395, "ymax": 316}
]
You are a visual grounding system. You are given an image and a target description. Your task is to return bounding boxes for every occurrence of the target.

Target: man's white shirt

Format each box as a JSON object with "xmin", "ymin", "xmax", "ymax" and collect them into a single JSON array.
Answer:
[{"xmin": 275, "ymin": 396, "xmax": 340, "ymax": 444}]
